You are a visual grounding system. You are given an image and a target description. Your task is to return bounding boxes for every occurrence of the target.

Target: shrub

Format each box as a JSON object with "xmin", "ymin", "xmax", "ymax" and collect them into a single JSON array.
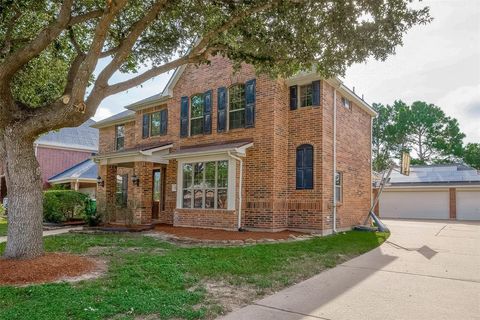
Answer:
[
  {"xmin": 83, "ymin": 198, "xmax": 101, "ymax": 226},
  {"xmin": 43, "ymin": 190, "xmax": 89, "ymax": 223}
]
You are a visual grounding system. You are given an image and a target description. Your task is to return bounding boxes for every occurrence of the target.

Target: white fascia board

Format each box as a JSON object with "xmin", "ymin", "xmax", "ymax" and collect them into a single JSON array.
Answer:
[
  {"xmin": 125, "ymin": 94, "xmax": 171, "ymax": 111},
  {"xmin": 34, "ymin": 142, "xmax": 98, "ymax": 153},
  {"xmin": 90, "ymin": 116, "xmax": 135, "ymax": 129},
  {"xmin": 49, "ymin": 178, "xmax": 96, "ymax": 184},
  {"xmin": 163, "ymin": 143, "xmax": 253, "ymax": 160}
]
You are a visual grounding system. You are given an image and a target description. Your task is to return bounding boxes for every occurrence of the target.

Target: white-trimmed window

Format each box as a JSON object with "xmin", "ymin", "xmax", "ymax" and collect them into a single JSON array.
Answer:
[
  {"xmin": 335, "ymin": 172, "xmax": 343, "ymax": 203},
  {"xmin": 182, "ymin": 160, "xmax": 228, "ymax": 209},
  {"xmin": 299, "ymin": 84, "xmax": 313, "ymax": 107},
  {"xmin": 190, "ymin": 94, "xmax": 204, "ymax": 135},
  {"xmin": 341, "ymin": 97, "xmax": 351, "ymax": 110},
  {"xmin": 228, "ymin": 84, "xmax": 246, "ymax": 129},
  {"xmin": 115, "ymin": 125, "xmax": 125, "ymax": 151}
]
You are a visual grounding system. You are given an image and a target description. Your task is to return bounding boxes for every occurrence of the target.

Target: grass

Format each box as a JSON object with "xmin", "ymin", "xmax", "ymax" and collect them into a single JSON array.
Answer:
[
  {"xmin": 0, "ymin": 231, "xmax": 388, "ymax": 320},
  {"xmin": 0, "ymin": 217, "xmax": 7, "ymax": 237}
]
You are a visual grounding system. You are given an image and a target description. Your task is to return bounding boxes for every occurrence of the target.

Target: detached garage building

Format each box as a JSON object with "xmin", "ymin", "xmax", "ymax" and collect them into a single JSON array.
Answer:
[{"xmin": 377, "ymin": 164, "xmax": 480, "ymax": 221}]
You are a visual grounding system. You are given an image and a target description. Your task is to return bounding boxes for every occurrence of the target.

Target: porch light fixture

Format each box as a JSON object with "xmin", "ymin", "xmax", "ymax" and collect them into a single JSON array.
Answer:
[
  {"xmin": 132, "ymin": 174, "xmax": 140, "ymax": 186},
  {"xmin": 96, "ymin": 176, "xmax": 104, "ymax": 187}
]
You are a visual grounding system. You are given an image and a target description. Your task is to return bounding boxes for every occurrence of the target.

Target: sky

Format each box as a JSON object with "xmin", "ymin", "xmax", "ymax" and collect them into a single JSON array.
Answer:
[{"xmin": 94, "ymin": 0, "xmax": 480, "ymax": 143}]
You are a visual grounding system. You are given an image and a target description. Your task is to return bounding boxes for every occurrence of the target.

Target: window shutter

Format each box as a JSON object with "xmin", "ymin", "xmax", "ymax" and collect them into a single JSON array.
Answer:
[
  {"xmin": 289, "ymin": 85, "xmax": 298, "ymax": 110},
  {"xmin": 217, "ymin": 87, "xmax": 227, "ymax": 132},
  {"xmin": 296, "ymin": 144, "xmax": 314, "ymax": 189},
  {"xmin": 142, "ymin": 114, "xmax": 150, "ymax": 138},
  {"xmin": 180, "ymin": 96, "xmax": 189, "ymax": 137},
  {"xmin": 244, "ymin": 79, "xmax": 256, "ymax": 128},
  {"xmin": 203, "ymin": 90, "xmax": 212, "ymax": 134},
  {"xmin": 312, "ymin": 80, "xmax": 320, "ymax": 107},
  {"xmin": 160, "ymin": 109, "xmax": 168, "ymax": 135}
]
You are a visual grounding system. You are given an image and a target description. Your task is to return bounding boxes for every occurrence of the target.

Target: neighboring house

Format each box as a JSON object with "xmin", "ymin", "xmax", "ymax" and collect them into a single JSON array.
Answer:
[
  {"xmin": 0, "ymin": 119, "xmax": 98, "ymax": 202},
  {"xmin": 377, "ymin": 164, "xmax": 480, "ymax": 221},
  {"xmin": 48, "ymin": 159, "xmax": 98, "ymax": 199},
  {"xmin": 92, "ymin": 56, "xmax": 376, "ymax": 232}
]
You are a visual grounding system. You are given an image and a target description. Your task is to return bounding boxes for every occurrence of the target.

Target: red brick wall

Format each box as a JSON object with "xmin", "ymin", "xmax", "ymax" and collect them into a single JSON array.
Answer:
[
  {"xmin": 36, "ymin": 146, "xmax": 93, "ymax": 188},
  {"xmin": 96, "ymin": 56, "xmax": 373, "ymax": 232}
]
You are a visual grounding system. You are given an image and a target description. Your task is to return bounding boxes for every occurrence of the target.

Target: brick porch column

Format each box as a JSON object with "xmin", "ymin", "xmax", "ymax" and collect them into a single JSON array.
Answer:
[
  {"xmin": 132, "ymin": 161, "xmax": 153, "ymax": 224},
  {"xmin": 97, "ymin": 164, "xmax": 117, "ymax": 223}
]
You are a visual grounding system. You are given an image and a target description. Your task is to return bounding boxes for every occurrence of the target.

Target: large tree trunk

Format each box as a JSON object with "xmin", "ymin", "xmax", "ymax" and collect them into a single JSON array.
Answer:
[{"xmin": 3, "ymin": 129, "xmax": 44, "ymax": 259}]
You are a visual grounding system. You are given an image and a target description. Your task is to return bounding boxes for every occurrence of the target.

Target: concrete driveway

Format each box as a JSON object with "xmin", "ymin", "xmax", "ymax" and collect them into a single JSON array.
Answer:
[{"xmin": 220, "ymin": 219, "xmax": 480, "ymax": 320}]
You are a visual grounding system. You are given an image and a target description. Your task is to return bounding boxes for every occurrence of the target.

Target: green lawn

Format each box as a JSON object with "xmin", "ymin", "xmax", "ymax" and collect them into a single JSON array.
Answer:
[
  {"xmin": 0, "ymin": 231, "xmax": 388, "ymax": 320},
  {"xmin": 0, "ymin": 217, "xmax": 7, "ymax": 237}
]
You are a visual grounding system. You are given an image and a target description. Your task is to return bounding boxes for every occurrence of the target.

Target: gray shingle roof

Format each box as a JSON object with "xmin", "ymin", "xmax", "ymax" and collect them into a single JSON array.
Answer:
[
  {"xmin": 36, "ymin": 119, "xmax": 98, "ymax": 151},
  {"xmin": 90, "ymin": 109, "xmax": 135, "ymax": 128},
  {"xmin": 388, "ymin": 164, "xmax": 480, "ymax": 186},
  {"xmin": 48, "ymin": 159, "xmax": 98, "ymax": 182}
]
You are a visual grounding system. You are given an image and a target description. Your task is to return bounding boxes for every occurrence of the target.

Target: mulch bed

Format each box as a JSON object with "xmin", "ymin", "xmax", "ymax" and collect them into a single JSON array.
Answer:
[
  {"xmin": 0, "ymin": 253, "xmax": 96, "ymax": 285},
  {"xmin": 154, "ymin": 224, "xmax": 308, "ymax": 241}
]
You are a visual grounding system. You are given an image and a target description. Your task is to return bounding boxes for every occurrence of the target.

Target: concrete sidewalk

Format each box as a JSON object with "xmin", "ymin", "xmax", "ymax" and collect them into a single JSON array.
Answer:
[
  {"xmin": 0, "ymin": 227, "xmax": 82, "ymax": 244},
  {"xmin": 220, "ymin": 220, "xmax": 480, "ymax": 320}
]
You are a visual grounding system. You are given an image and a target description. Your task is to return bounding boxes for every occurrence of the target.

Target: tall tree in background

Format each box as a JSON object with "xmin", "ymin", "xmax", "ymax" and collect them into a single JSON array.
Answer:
[
  {"xmin": 464, "ymin": 143, "xmax": 480, "ymax": 169},
  {"xmin": 372, "ymin": 101, "xmax": 465, "ymax": 168},
  {"xmin": 0, "ymin": 0, "xmax": 431, "ymax": 259}
]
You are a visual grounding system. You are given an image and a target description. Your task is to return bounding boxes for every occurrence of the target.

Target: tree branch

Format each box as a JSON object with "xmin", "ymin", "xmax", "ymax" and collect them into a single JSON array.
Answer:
[
  {"xmin": 68, "ymin": 9, "xmax": 104, "ymax": 26},
  {"xmin": 0, "ymin": 0, "xmax": 74, "ymax": 81},
  {"xmin": 68, "ymin": 27, "xmax": 84, "ymax": 55}
]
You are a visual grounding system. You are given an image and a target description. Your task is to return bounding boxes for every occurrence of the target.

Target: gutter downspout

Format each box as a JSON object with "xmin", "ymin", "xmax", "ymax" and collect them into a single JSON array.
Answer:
[
  {"xmin": 332, "ymin": 89, "xmax": 338, "ymax": 234},
  {"xmin": 228, "ymin": 151, "xmax": 244, "ymax": 231}
]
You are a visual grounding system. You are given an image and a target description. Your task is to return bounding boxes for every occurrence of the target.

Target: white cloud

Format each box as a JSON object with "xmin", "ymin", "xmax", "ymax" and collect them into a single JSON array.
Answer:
[
  {"xmin": 437, "ymin": 84, "xmax": 480, "ymax": 143},
  {"xmin": 92, "ymin": 107, "xmax": 114, "ymax": 121}
]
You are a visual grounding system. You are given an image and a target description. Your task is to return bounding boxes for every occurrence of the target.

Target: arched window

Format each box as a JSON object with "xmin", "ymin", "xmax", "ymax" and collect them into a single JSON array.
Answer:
[{"xmin": 296, "ymin": 144, "xmax": 313, "ymax": 189}]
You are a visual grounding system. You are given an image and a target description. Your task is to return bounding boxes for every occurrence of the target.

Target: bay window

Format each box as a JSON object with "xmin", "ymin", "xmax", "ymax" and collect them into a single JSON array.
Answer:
[{"xmin": 182, "ymin": 160, "xmax": 228, "ymax": 209}]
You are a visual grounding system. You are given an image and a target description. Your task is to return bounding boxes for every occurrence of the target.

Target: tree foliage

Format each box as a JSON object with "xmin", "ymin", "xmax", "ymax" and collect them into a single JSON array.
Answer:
[
  {"xmin": 463, "ymin": 143, "xmax": 480, "ymax": 170},
  {"xmin": 372, "ymin": 101, "xmax": 466, "ymax": 171}
]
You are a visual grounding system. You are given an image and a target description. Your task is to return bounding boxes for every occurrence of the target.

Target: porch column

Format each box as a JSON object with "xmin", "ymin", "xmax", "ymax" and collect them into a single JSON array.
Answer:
[
  {"xmin": 132, "ymin": 161, "xmax": 153, "ymax": 224},
  {"xmin": 97, "ymin": 164, "xmax": 117, "ymax": 223}
]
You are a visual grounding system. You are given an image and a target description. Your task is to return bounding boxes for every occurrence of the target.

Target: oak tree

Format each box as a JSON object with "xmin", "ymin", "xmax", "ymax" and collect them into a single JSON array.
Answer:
[{"xmin": 0, "ymin": 0, "xmax": 430, "ymax": 258}]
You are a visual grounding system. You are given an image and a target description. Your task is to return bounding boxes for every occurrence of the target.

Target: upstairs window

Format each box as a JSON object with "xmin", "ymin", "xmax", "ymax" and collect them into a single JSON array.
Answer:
[
  {"xmin": 300, "ymin": 84, "xmax": 313, "ymax": 107},
  {"xmin": 115, "ymin": 125, "xmax": 125, "ymax": 151},
  {"xmin": 335, "ymin": 172, "xmax": 343, "ymax": 202},
  {"xmin": 229, "ymin": 84, "xmax": 246, "ymax": 129},
  {"xmin": 296, "ymin": 144, "xmax": 313, "ymax": 189},
  {"xmin": 143, "ymin": 109, "xmax": 168, "ymax": 138},
  {"xmin": 190, "ymin": 94, "xmax": 204, "ymax": 135},
  {"xmin": 342, "ymin": 97, "xmax": 351, "ymax": 110}
]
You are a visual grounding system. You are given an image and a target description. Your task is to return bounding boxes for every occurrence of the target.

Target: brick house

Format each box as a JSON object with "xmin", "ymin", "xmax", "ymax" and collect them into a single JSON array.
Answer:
[
  {"xmin": 92, "ymin": 56, "xmax": 376, "ymax": 233},
  {"xmin": 0, "ymin": 120, "xmax": 98, "ymax": 202}
]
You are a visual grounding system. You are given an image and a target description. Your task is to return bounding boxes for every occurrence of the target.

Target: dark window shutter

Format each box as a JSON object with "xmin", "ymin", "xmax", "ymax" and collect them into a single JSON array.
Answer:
[
  {"xmin": 203, "ymin": 90, "xmax": 212, "ymax": 134},
  {"xmin": 160, "ymin": 109, "xmax": 168, "ymax": 135},
  {"xmin": 244, "ymin": 79, "xmax": 256, "ymax": 128},
  {"xmin": 296, "ymin": 144, "xmax": 314, "ymax": 189},
  {"xmin": 289, "ymin": 85, "xmax": 298, "ymax": 110},
  {"xmin": 312, "ymin": 80, "xmax": 320, "ymax": 107},
  {"xmin": 217, "ymin": 87, "xmax": 227, "ymax": 132},
  {"xmin": 142, "ymin": 114, "xmax": 150, "ymax": 138},
  {"xmin": 180, "ymin": 96, "xmax": 189, "ymax": 137}
]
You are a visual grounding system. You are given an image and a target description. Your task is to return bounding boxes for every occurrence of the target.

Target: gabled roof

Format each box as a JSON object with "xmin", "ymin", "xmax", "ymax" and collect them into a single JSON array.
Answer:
[
  {"xmin": 36, "ymin": 119, "xmax": 98, "ymax": 151},
  {"xmin": 48, "ymin": 159, "xmax": 98, "ymax": 183},
  {"xmin": 387, "ymin": 164, "xmax": 480, "ymax": 187}
]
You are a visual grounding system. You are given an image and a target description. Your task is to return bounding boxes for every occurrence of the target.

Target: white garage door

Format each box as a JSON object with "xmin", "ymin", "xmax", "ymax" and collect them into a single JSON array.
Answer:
[
  {"xmin": 380, "ymin": 190, "xmax": 449, "ymax": 219},
  {"xmin": 457, "ymin": 191, "xmax": 480, "ymax": 220}
]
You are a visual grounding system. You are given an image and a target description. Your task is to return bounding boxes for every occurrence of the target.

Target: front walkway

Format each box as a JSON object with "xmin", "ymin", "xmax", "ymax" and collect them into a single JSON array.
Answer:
[
  {"xmin": 0, "ymin": 227, "xmax": 82, "ymax": 244},
  {"xmin": 220, "ymin": 219, "xmax": 480, "ymax": 320}
]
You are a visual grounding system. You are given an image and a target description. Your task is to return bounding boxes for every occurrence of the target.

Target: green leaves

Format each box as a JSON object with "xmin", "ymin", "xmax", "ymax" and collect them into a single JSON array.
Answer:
[
  {"xmin": 463, "ymin": 143, "xmax": 480, "ymax": 169},
  {"xmin": 372, "ymin": 101, "xmax": 467, "ymax": 169}
]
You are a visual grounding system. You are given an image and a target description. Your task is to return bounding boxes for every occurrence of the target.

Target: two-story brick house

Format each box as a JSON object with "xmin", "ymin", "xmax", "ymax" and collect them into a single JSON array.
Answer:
[{"xmin": 92, "ymin": 56, "xmax": 376, "ymax": 233}]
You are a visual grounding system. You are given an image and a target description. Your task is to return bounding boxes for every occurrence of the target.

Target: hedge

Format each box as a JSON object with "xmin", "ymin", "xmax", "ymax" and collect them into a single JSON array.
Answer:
[{"xmin": 43, "ymin": 190, "xmax": 89, "ymax": 223}]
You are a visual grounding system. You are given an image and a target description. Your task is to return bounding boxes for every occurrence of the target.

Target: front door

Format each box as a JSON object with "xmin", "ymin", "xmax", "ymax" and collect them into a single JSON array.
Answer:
[{"xmin": 152, "ymin": 169, "xmax": 162, "ymax": 219}]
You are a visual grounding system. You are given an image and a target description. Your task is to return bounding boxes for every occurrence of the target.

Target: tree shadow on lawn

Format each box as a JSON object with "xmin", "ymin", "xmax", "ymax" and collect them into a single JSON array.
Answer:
[{"xmin": 0, "ymin": 231, "xmax": 388, "ymax": 320}]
